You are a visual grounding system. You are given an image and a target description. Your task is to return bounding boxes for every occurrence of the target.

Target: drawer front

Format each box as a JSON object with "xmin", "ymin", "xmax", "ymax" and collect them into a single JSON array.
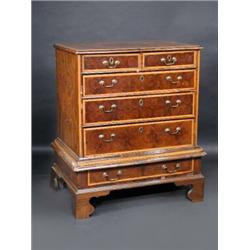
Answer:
[
  {"xmin": 88, "ymin": 159, "xmax": 193, "ymax": 186},
  {"xmin": 83, "ymin": 70, "xmax": 196, "ymax": 97},
  {"xmin": 84, "ymin": 93, "xmax": 194, "ymax": 125},
  {"xmin": 84, "ymin": 119, "xmax": 193, "ymax": 156},
  {"xmin": 143, "ymin": 51, "xmax": 196, "ymax": 70},
  {"xmin": 82, "ymin": 53, "xmax": 140, "ymax": 73}
]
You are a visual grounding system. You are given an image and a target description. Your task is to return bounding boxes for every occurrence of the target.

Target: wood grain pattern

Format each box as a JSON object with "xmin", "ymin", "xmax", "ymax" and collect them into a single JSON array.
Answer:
[
  {"xmin": 83, "ymin": 70, "xmax": 195, "ymax": 97},
  {"xmin": 55, "ymin": 49, "xmax": 82, "ymax": 155},
  {"xmin": 84, "ymin": 119, "xmax": 193, "ymax": 156},
  {"xmin": 84, "ymin": 93, "xmax": 194, "ymax": 125}
]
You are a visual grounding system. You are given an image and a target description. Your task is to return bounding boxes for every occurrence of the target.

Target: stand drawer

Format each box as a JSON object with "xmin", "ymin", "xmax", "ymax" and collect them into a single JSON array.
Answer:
[
  {"xmin": 84, "ymin": 93, "xmax": 194, "ymax": 125},
  {"xmin": 83, "ymin": 70, "xmax": 196, "ymax": 97},
  {"xmin": 88, "ymin": 159, "xmax": 193, "ymax": 186},
  {"xmin": 143, "ymin": 51, "xmax": 196, "ymax": 70},
  {"xmin": 84, "ymin": 119, "xmax": 193, "ymax": 156}
]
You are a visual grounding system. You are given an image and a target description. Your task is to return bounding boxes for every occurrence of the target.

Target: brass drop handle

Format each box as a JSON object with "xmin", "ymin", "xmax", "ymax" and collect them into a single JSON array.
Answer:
[
  {"xmin": 165, "ymin": 99, "xmax": 182, "ymax": 108},
  {"xmin": 160, "ymin": 55, "xmax": 177, "ymax": 66},
  {"xmin": 102, "ymin": 57, "xmax": 120, "ymax": 68},
  {"xmin": 166, "ymin": 75, "xmax": 183, "ymax": 84},
  {"xmin": 162, "ymin": 163, "xmax": 181, "ymax": 173},
  {"xmin": 99, "ymin": 79, "xmax": 118, "ymax": 88},
  {"xmin": 164, "ymin": 127, "xmax": 181, "ymax": 135},
  {"xmin": 99, "ymin": 104, "xmax": 117, "ymax": 113},
  {"xmin": 102, "ymin": 170, "xmax": 122, "ymax": 181},
  {"xmin": 98, "ymin": 133, "xmax": 116, "ymax": 143}
]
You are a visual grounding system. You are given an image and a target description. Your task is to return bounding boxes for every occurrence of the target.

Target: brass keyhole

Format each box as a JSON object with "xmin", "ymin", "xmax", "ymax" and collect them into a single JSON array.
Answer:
[
  {"xmin": 109, "ymin": 57, "xmax": 114, "ymax": 65},
  {"xmin": 140, "ymin": 75, "xmax": 144, "ymax": 82},
  {"xmin": 139, "ymin": 99, "xmax": 144, "ymax": 107},
  {"xmin": 138, "ymin": 127, "xmax": 144, "ymax": 133}
]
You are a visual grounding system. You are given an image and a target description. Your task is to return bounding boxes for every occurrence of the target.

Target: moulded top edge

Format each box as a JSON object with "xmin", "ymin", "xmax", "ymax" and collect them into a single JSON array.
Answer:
[{"xmin": 53, "ymin": 41, "xmax": 203, "ymax": 54}]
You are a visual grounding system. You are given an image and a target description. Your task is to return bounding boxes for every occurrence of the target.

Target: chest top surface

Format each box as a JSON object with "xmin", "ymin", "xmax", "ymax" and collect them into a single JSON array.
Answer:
[{"xmin": 54, "ymin": 41, "xmax": 202, "ymax": 54}]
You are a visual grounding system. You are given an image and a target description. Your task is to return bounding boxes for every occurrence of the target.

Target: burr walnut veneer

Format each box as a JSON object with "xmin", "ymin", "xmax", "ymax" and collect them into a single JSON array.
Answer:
[{"xmin": 51, "ymin": 41, "xmax": 206, "ymax": 219}]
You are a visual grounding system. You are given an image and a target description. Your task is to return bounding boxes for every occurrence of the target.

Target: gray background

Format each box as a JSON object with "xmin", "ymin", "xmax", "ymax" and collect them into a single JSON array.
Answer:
[{"xmin": 32, "ymin": 1, "xmax": 217, "ymax": 250}]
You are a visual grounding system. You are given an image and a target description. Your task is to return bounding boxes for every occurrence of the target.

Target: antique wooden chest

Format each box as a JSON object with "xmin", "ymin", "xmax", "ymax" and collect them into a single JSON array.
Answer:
[{"xmin": 51, "ymin": 41, "xmax": 206, "ymax": 219}]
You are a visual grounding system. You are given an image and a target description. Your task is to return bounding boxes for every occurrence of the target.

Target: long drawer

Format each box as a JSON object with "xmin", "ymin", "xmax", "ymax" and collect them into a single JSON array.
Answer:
[
  {"xmin": 84, "ymin": 119, "xmax": 193, "ymax": 156},
  {"xmin": 82, "ymin": 70, "xmax": 196, "ymax": 97},
  {"xmin": 88, "ymin": 159, "xmax": 194, "ymax": 186},
  {"xmin": 84, "ymin": 93, "xmax": 194, "ymax": 125}
]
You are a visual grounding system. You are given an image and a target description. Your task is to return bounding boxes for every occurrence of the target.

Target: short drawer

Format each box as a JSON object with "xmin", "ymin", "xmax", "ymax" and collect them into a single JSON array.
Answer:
[
  {"xmin": 83, "ymin": 70, "xmax": 196, "ymax": 97},
  {"xmin": 88, "ymin": 159, "xmax": 194, "ymax": 186},
  {"xmin": 143, "ymin": 51, "xmax": 196, "ymax": 70},
  {"xmin": 84, "ymin": 93, "xmax": 194, "ymax": 125},
  {"xmin": 84, "ymin": 119, "xmax": 193, "ymax": 156},
  {"xmin": 82, "ymin": 53, "xmax": 140, "ymax": 73}
]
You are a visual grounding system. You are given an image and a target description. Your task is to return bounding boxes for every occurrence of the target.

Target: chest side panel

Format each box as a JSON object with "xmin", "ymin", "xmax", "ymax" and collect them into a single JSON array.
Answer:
[{"xmin": 56, "ymin": 49, "xmax": 82, "ymax": 155}]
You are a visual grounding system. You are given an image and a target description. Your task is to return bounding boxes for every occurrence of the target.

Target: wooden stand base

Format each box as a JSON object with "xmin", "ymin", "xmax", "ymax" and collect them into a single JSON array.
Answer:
[
  {"xmin": 51, "ymin": 163, "xmax": 205, "ymax": 219},
  {"xmin": 50, "ymin": 140, "xmax": 206, "ymax": 219}
]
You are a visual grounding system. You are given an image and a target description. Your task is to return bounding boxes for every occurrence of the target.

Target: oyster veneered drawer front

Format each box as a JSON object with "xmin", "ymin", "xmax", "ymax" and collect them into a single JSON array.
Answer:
[
  {"xmin": 84, "ymin": 93, "xmax": 194, "ymax": 125},
  {"xmin": 88, "ymin": 159, "xmax": 194, "ymax": 186},
  {"xmin": 84, "ymin": 119, "xmax": 193, "ymax": 156},
  {"xmin": 82, "ymin": 53, "xmax": 140, "ymax": 73},
  {"xmin": 83, "ymin": 70, "xmax": 196, "ymax": 97},
  {"xmin": 143, "ymin": 51, "xmax": 196, "ymax": 70}
]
